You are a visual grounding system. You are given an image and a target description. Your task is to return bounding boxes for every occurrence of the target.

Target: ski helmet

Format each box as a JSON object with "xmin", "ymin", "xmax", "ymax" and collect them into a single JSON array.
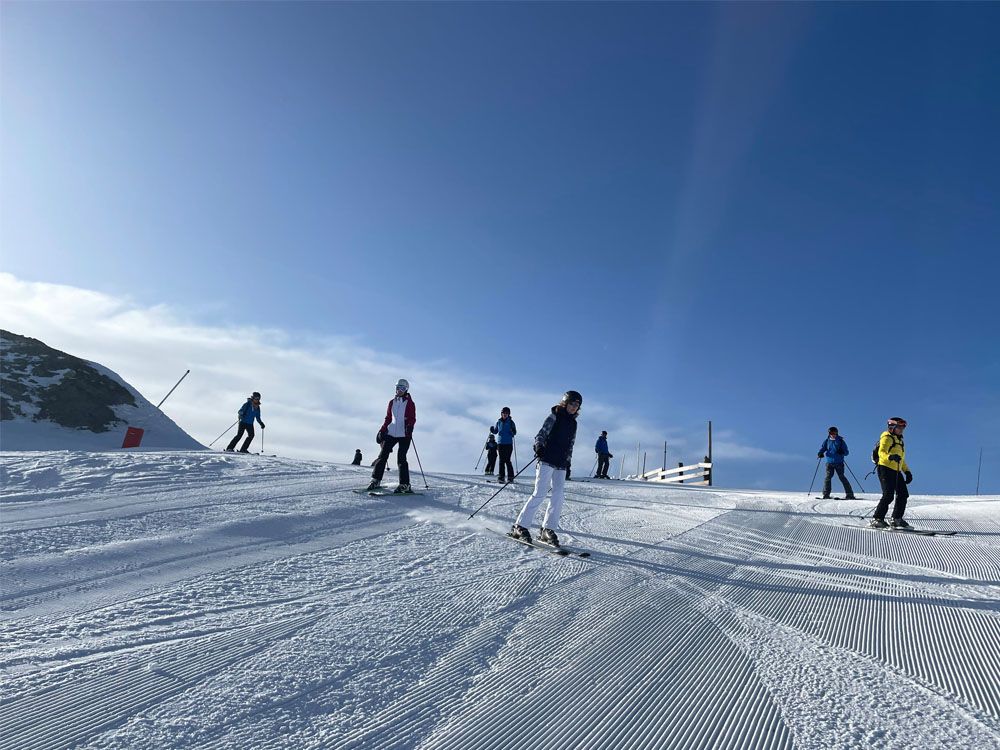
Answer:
[
  {"xmin": 601, "ymin": 430, "xmax": 608, "ymax": 436},
  {"xmin": 501, "ymin": 406, "xmax": 511, "ymax": 415},
  {"xmin": 561, "ymin": 390, "xmax": 583, "ymax": 407},
  {"xmin": 828, "ymin": 426, "xmax": 838, "ymax": 434},
  {"xmin": 887, "ymin": 417, "xmax": 907, "ymax": 428},
  {"xmin": 251, "ymin": 392, "xmax": 261, "ymax": 400},
  {"xmin": 396, "ymin": 379, "xmax": 409, "ymax": 392}
]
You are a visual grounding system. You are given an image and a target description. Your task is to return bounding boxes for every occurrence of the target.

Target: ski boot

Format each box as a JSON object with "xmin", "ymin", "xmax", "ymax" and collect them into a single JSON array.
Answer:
[
  {"xmin": 510, "ymin": 524, "xmax": 532, "ymax": 542},
  {"xmin": 845, "ymin": 495, "xmax": 857, "ymax": 500},
  {"xmin": 869, "ymin": 517, "xmax": 889, "ymax": 529},
  {"xmin": 498, "ymin": 477, "xmax": 506, "ymax": 484},
  {"xmin": 393, "ymin": 484, "xmax": 413, "ymax": 494},
  {"xmin": 889, "ymin": 518, "xmax": 912, "ymax": 529},
  {"xmin": 538, "ymin": 528, "xmax": 560, "ymax": 547},
  {"xmin": 366, "ymin": 479, "xmax": 381, "ymax": 491}
]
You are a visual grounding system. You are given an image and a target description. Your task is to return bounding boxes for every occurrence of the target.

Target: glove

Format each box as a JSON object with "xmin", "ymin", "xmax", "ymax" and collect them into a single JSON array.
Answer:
[
  {"xmin": 376, "ymin": 430, "xmax": 386, "ymax": 444},
  {"xmin": 609, "ymin": 454, "xmax": 613, "ymax": 458},
  {"xmin": 817, "ymin": 451, "xmax": 824, "ymax": 458},
  {"xmin": 490, "ymin": 426, "xmax": 497, "ymax": 434},
  {"xmin": 904, "ymin": 470, "xmax": 913, "ymax": 484},
  {"xmin": 260, "ymin": 423, "xmax": 266, "ymax": 429},
  {"xmin": 534, "ymin": 443, "xmax": 545, "ymax": 458},
  {"xmin": 889, "ymin": 454, "xmax": 901, "ymax": 463}
]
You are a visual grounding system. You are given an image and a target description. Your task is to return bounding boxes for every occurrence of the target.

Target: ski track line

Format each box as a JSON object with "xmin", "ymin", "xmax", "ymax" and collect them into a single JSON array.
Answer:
[{"xmin": 0, "ymin": 612, "xmax": 324, "ymax": 750}]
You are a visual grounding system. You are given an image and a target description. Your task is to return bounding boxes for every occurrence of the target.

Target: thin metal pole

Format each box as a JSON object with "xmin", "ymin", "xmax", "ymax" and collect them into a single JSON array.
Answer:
[
  {"xmin": 807, "ymin": 457, "xmax": 822, "ymax": 496},
  {"xmin": 208, "ymin": 420, "xmax": 238, "ymax": 447},
  {"xmin": 468, "ymin": 458, "xmax": 537, "ymax": 519},
  {"xmin": 977, "ymin": 447, "xmax": 983, "ymax": 495},
  {"xmin": 591, "ymin": 457, "xmax": 598, "ymax": 477},
  {"xmin": 474, "ymin": 443, "xmax": 486, "ymax": 470},
  {"xmin": 636, "ymin": 442, "xmax": 640, "ymax": 477},
  {"xmin": 642, "ymin": 452, "xmax": 647, "ymax": 479},
  {"xmin": 155, "ymin": 369, "xmax": 190, "ymax": 409},
  {"xmin": 844, "ymin": 460, "xmax": 866, "ymax": 495},
  {"xmin": 663, "ymin": 441, "xmax": 667, "ymax": 475},
  {"xmin": 513, "ymin": 438, "xmax": 519, "ymax": 473},
  {"xmin": 410, "ymin": 438, "xmax": 429, "ymax": 488}
]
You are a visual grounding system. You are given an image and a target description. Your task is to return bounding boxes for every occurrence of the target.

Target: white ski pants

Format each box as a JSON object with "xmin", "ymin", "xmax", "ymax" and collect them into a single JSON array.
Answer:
[{"xmin": 515, "ymin": 461, "xmax": 566, "ymax": 530}]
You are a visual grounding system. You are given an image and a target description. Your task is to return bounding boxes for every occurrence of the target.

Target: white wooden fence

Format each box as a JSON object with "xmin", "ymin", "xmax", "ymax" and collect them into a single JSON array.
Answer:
[{"xmin": 638, "ymin": 462, "xmax": 712, "ymax": 486}]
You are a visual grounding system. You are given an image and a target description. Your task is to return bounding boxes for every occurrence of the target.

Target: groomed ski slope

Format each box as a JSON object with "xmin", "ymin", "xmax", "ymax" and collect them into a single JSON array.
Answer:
[{"xmin": 2, "ymin": 452, "xmax": 999, "ymax": 750}]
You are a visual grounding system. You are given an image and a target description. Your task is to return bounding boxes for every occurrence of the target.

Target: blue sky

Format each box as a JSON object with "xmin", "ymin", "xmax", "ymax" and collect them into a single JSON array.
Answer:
[{"xmin": 2, "ymin": 2, "xmax": 998, "ymax": 493}]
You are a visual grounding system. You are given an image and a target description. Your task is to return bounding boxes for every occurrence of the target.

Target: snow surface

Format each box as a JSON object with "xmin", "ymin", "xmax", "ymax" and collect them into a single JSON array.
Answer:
[{"xmin": 2, "ymin": 451, "xmax": 999, "ymax": 749}]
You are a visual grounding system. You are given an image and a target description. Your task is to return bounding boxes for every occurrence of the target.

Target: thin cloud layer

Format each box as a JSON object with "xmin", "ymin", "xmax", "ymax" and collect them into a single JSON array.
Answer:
[{"xmin": 0, "ymin": 273, "xmax": 779, "ymax": 476}]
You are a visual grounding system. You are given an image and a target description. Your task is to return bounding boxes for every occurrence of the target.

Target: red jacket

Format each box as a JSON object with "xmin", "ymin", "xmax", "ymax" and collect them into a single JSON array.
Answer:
[{"xmin": 380, "ymin": 394, "xmax": 416, "ymax": 438}]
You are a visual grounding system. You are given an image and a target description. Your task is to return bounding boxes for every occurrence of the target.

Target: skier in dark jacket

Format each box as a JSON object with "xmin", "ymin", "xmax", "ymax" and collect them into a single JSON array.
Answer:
[
  {"xmin": 368, "ymin": 379, "xmax": 416, "ymax": 494},
  {"xmin": 510, "ymin": 391, "xmax": 581, "ymax": 547},
  {"xmin": 351, "ymin": 449, "xmax": 363, "ymax": 466},
  {"xmin": 484, "ymin": 434, "xmax": 498, "ymax": 475},
  {"xmin": 817, "ymin": 426, "xmax": 855, "ymax": 499},
  {"xmin": 490, "ymin": 407, "xmax": 517, "ymax": 483},
  {"xmin": 225, "ymin": 392, "xmax": 265, "ymax": 453},
  {"xmin": 595, "ymin": 431, "xmax": 613, "ymax": 478}
]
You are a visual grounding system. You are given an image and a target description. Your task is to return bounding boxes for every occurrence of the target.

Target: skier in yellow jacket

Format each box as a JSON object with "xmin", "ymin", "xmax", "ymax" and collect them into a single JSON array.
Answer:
[{"xmin": 870, "ymin": 417, "xmax": 913, "ymax": 529}]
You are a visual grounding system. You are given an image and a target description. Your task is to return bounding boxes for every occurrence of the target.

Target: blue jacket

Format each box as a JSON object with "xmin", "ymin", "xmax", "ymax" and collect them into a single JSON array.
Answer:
[
  {"xmin": 491, "ymin": 417, "xmax": 517, "ymax": 445},
  {"xmin": 595, "ymin": 436, "xmax": 609, "ymax": 455},
  {"xmin": 819, "ymin": 436, "xmax": 849, "ymax": 464},
  {"xmin": 238, "ymin": 399, "xmax": 263, "ymax": 426}
]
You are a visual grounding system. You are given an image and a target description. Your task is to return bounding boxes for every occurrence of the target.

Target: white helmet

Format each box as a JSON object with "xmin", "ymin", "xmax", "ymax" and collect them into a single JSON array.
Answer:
[{"xmin": 395, "ymin": 378, "xmax": 409, "ymax": 392}]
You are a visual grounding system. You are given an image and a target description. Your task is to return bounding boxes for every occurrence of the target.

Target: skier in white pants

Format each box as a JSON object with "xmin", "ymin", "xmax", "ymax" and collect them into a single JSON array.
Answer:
[{"xmin": 511, "ymin": 391, "xmax": 581, "ymax": 547}]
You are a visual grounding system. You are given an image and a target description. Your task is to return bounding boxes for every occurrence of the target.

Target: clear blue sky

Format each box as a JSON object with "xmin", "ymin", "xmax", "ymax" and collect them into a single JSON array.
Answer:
[{"xmin": 3, "ymin": 2, "xmax": 998, "ymax": 492}]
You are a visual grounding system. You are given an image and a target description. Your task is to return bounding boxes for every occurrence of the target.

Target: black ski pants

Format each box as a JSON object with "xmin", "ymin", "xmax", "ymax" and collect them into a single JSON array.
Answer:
[
  {"xmin": 226, "ymin": 423, "xmax": 255, "ymax": 452},
  {"xmin": 596, "ymin": 453, "xmax": 611, "ymax": 478},
  {"xmin": 373, "ymin": 435, "xmax": 411, "ymax": 485},
  {"xmin": 485, "ymin": 449, "xmax": 498, "ymax": 473},
  {"xmin": 497, "ymin": 444, "xmax": 514, "ymax": 481},
  {"xmin": 822, "ymin": 463, "xmax": 854, "ymax": 497},
  {"xmin": 875, "ymin": 464, "xmax": 909, "ymax": 520}
]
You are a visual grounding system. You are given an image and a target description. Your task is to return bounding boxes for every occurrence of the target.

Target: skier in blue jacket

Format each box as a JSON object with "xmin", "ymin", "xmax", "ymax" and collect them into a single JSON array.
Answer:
[
  {"xmin": 817, "ymin": 426, "xmax": 855, "ymax": 499},
  {"xmin": 490, "ymin": 407, "xmax": 517, "ymax": 484},
  {"xmin": 595, "ymin": 431, "xmax": 613, "ymax": 478},
  {"xmin": 225, "ymin": 392, "xmax": 265, "ymax": 453}
]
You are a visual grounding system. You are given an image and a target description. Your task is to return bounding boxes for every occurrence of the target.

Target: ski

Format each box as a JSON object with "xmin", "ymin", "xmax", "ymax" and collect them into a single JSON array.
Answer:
[
  {"xmin": 815, "ymin": 497, "xmax": 857, "ymax": 501},
  {"xmin": 352, "ymin": 488, "xmax": 424, "ymax": 497},
  {"xmin": 534, "ymin": 539, "xmax": 591, "ymax": 558},
  {"xmin": 843, "ymin": 523, "xmax": 956, "ymax": 537},
  {"xmin": 505, "ymin": 532, "xmax": 570, "ymax": 556}
]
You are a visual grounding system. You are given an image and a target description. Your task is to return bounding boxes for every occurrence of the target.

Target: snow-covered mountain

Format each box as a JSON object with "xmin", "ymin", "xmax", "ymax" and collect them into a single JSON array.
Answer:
[
  {"xmin": 0, "ymin": 330, "xmax": 203, "ymax": 451},
  {"xmin": 1, "ymin": 451, "xmax": 998, "ymax": 749}
]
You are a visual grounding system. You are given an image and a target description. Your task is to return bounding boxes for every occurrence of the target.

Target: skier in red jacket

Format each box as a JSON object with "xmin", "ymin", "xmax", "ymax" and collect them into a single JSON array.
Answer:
[{"xmin": 367, "ymin": 379, "xmax": 416, "ymax": 494}]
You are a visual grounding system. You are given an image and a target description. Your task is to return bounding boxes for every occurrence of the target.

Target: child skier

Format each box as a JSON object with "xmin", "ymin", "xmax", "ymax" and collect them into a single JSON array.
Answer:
[
  {"xmin": 870, "ymin": 417, "xmax": 913, "ymax": 528},
  {"xmin": 225, "ymin": 392, "xmax": 265, "ymax": 453},
  {"xmin": 367, "ymin": 379, "xmax": 416, "ymax": 494},
  {"xmin": 817, "ymin": 426, "xmax": 856, "ymax": 499},
  {"xmin": 510, "ymin": 391, "xmax": 581, "ymax": 546},
  {"xmin": 484, "ymin": 434, "xmax": 498, "ymax": 475},
  {"xmin": 490, "ymin": 407, "xmax": 517, "ymax": 483}
]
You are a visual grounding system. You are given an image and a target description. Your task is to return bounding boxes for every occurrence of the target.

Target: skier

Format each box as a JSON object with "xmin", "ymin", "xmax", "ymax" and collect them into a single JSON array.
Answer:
[
  {"xmin": 490, "ymin": 407, "xmax": 517, "ymax": 484},
  {"xmin": 225, "ymin": 392, "xmax": 265, "ymax": 453},
  {"xmin": 351, "ymin": 449, "xmax": 363, "ymax": 466},
  {"xmin": 817, "ymin": 426, "xmax": 856, "ymax": 499},
  {"xmin": 595, "ymin": 430, "xmax": 613, "ymax": 478},
  {"xmin": 870, "ymin": 417, "xmax": 913, "ymax": 529},
  {"xmin": 367, "ymin": 379, "xmax": 416, "ymax": 494},
  {"xmin": 510, "ymin": 390, "xmax": 581, "ymax": 546},
  {"xmin": 484, "ymin": 433, "xmax": 498, "ymax": 475}
]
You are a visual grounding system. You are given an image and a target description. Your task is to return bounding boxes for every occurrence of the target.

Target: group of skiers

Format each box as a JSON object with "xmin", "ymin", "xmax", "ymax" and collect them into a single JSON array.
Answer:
[
  {"xmin": 224, "ymin": 381, "xmax": 918, "ymax": 546},
  {"xmin": 817, "ymin": 417, "xmax": 914, "ymax": 529}
]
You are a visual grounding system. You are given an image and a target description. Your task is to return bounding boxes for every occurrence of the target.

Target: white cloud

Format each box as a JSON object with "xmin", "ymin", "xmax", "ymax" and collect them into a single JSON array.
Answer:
[{"xmin": 0, "ymin": 273, "xmax": 785, "ymax": 475}]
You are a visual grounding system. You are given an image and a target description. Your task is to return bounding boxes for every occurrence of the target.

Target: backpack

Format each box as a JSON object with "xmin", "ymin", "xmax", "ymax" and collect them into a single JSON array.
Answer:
[{"xmin": 872, "ymin": 432, "xmax": 902, "ymax": 464}]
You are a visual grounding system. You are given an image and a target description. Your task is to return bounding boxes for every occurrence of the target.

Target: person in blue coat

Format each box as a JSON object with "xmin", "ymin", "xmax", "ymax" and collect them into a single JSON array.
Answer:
[
  {"xmin": 817, "ymin": 426, "xmax": 855, "ymax": 499},
  {"xmin": 225, "ymin": 392, "xmax": 265, "ymax": 453},
  {"xmin": 490, "ymin": 407, "xmax": 517, "ymax": 484},
  {"xmin": 595, "ymin": 431, "xmax": 613, "ymax": 478}
]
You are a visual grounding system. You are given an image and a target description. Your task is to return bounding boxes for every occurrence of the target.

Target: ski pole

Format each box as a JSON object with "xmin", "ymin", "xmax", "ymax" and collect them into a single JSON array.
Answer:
[
  {"xmin": 513, "ymin": 438, "xmax": 519, "ymax": 473},
  {"xmin": 410, "ymin": 438, "xmax": 429, "ymax": 488},
  {"xmin": 844, "ymin": 460, "xmax": 866, "ymax": 494},
  {"xmin": 474, "ymin": 443, "xmax": 486, "ymax": 470},
  {"xmin": 591, "ymin": 456, "xmax": 598, "ymax": 477},
  {"xmin": 468, "ymin": 458, "xmax": 537, "ymax": 519},
  {"xmin": 806, "ymin": 456, "xmax": 822, "ymax": 496},
  {"xmin": 208, "ymin": 420, "xmax": 238, "ymax": 447}
]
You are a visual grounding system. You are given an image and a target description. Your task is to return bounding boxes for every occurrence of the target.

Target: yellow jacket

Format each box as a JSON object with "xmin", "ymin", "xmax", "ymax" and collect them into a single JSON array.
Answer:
[{"xmin": 877, "ymin": 430, "xmax": 909, "ymax": 472}]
